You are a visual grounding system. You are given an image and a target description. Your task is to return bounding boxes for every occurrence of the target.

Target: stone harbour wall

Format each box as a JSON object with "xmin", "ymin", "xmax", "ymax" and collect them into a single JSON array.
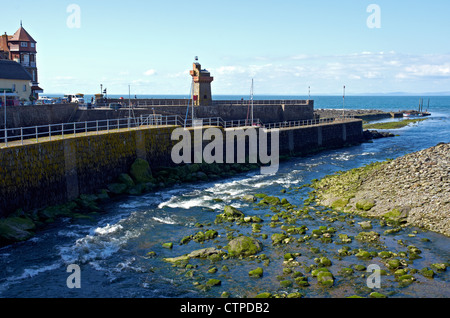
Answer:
[{"xmin": 0, "ymin": 119, "xmax": 362, "ymax": 218}]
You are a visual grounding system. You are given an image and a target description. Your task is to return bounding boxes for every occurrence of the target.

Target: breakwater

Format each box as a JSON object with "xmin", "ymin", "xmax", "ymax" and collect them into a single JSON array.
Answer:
[{"xmin": 0, "ymin": 119, "xmax": 362, "ymax": 244}]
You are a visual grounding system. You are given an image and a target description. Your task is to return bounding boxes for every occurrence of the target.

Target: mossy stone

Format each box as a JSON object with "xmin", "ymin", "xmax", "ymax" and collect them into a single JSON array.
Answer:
[
  {"xmin": 107, "ymin": 183, "xmax": 128, "ymax": 195},
  {"xmin": 223, "ymin": 206, "xmax": 244, "ymax": 218},
  {"xmin": 249, "ymin": 267, "xmax": 264, "ymax": 278},
  {"xmin": 280, "ymin": 280, "xmax": 293, "ymax": 288},
  {"xmin": 386, "ymin": 259, "xmax": 401, "ymax": 270},
  {"xmin": 331, "ymin": 198, "xmax": 349, "ymax": 210},
  {"xmin": 206, "ymin": 279, "xmax": 221, "ymax": 287},
  {"xmin": 356, "ymin": 231, "xmax": 380, "ymax": 243},
  {"xmin": 130, "ymin": 158, "xmax": 153, "ymax": 184},
  {"xmin": 0, "ymin": 217, "xmax": 36, "ymax": 243},
  {"xmin": 431, "ymin": 263, "xmax": 447, "ymax": 272},
  {"xmin": 271, "ymin": 233, "xmax": 288, "ymax": 245},
  {"xmin": 419, "ymin": 268, "xmax": 435, "ymax": 278},
  {"xmin": 162, "ymin": 242, "xmax": 173, "ymax": 249},
  {"xmin": 356, "ymin": 199, "xmax": 375, "ymax": 211},
  {"xmin": 317, "ymin": 271, "xmax": 334, "ymax": 287},
  {"xmin": 260, "ymin": 196, "xmax": 281, "ymax": 206},
  {"xmin": 118, "ymin": 173, "xmax": 135, "ymax": 187},
  {"xmin": 227, "ymin": 236, "xmax": 262, "ymax": 257}
]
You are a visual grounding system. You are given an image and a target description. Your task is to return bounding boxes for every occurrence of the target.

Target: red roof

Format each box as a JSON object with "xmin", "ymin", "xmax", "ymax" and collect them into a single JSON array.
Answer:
[{"xmin": 9, "ymin": 27, "xmax": 36, "ymax": 43}]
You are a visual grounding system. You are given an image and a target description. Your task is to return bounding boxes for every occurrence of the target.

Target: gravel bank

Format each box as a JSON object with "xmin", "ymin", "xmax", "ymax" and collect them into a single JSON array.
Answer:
[{"xmin": 311, "ymin": 143, "xmax": 450, "ymax": 236}]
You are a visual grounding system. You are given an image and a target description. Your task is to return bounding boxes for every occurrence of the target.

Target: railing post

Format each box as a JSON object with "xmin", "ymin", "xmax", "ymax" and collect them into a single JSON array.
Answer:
[
  {"xmin": 85, "ymin": 121, "xmax": 87, "ymax": 136},
  {"xmin": 74, "ymin": 122, "xmax": 76, "ymax": 137},
  {"xmin": 35, "ymin": 126, "xmax": 38, "ymax": 142},
  {"xmin": 49, "ymin": 124, "xmax": 51, "ymax": 141},
  {"xmin": 107, "ymin": 119, "xmax": 109, "ymax": 133},
  {"xmin": 62, "ymin": 123, "xmax": 64, "ymax": 140},
  {"xmin": 96, "ymin": 120, "xmax": 99, "ymax": 135},
  {"xmin": 21, "ymin": 127, "xmax": 23, "ymax": 145}
]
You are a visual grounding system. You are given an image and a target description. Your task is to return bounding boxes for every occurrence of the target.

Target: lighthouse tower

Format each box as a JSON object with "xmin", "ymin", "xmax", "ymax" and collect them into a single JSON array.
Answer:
[{"xmin": 190, "ymin": 59, "xmax": 214, "ymax": 106}]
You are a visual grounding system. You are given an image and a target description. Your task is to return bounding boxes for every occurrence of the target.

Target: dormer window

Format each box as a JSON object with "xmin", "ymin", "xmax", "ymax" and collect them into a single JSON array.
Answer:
[{"xmin": 21, "ymin": 42, "xmax": 28, "ymax": 47}]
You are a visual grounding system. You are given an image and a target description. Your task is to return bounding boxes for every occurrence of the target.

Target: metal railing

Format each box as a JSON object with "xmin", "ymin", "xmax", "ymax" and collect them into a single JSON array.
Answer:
[
  {"xmin": 212, "ymin": 100, "xmax": 311, "ymax": 106},
  {"xmin": 261, "ymin": 117, "xmax": 336, "ymax": 129},
  {"xmin": 0, "ymin": 114, "xmax": 356, "ymax": 148}
]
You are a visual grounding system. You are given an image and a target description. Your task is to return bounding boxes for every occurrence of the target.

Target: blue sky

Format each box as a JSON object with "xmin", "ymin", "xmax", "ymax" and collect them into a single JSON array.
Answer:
[{"xmin": 2, "ymin": 0, "xmax": 450, "ymax": 95}]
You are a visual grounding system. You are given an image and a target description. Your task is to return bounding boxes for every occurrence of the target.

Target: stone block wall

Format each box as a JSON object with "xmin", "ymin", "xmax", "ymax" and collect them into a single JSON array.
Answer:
[{"xmin": 0, "ymin": 119, "xmax": 362, "ymax": 217}]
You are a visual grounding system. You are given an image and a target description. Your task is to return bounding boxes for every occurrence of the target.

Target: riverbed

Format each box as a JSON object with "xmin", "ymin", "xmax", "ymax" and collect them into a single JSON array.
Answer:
[{"xmin": 0, "ymin": 97, "xmax": 449, "ymax": 298}]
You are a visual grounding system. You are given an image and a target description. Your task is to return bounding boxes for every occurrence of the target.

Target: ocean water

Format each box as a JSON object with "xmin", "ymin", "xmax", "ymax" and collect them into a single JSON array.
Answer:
[{"xmin": 0, "ymin": 96, "xmax": 449, "ymax": 298}]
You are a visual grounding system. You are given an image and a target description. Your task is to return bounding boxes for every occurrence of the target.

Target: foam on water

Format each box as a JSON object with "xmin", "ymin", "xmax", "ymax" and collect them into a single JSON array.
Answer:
[{"xmin": 152, "ymin": 216, "xmax": 177, "ymax": 225}]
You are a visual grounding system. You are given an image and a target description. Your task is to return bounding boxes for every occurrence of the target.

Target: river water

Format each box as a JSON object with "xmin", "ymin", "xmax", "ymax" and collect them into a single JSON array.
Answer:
[{"xmin": 0, "ymin": 96, "xmax": 449, "ymax": 298}]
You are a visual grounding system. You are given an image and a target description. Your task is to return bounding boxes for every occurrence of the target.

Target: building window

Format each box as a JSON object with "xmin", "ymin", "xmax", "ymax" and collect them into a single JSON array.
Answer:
[
  {"xmin": 12, "ymin": 84, "xmax": 16, "ymax": 92},
  {"xmin": 21, "ymin": 42, "xmax": 28, "ymax": 47},
  {"xmin": 23, "ymin": 85, "xmax": 27, "ymax": 92},
  {"xmin": 30, "ymin": 43, "xmax": 35, "ymax": 48}
]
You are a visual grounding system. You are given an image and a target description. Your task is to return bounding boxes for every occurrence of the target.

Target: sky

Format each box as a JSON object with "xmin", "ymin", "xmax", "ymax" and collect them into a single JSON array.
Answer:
[{"xmin": 2, "ymin": 0, "xmax": 450, "ymax": 96}]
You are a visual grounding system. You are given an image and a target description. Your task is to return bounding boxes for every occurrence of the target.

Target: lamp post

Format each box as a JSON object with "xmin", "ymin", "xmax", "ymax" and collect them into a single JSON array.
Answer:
[{"xmin": 343, "ymin": 85, "xmax": 346, "ymax": 119}]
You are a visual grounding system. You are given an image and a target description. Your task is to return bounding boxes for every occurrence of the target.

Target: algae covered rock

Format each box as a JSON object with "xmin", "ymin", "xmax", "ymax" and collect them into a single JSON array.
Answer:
[
  {"xmin": 271, "ymin": 233, "xmax": 288, "ymax": 245},
  {"xmin": 331, "ymin": 198, "xmax": 349, "ymax": 210},
  {"xmin": 227, "ymin": 236, "xmax": 262, "ymax": 257},
  {"xmin": 130, "ymin": 158, "xmax": 153, "ymax": 184},
  {"xmin": 383, "ymin": 208, "xmax": 408, "ymax": 226},
  {"xmin": 118, "ymin": 173, "xmax": 135, "ymax": 188},
  {"xmin": 216, "ymin": 206, "xmax": 245, "ymax": 223},
  {"xmin": 355, "ymin": 231, "xmax": 380, "ymax": 243},
  {"xmin": 242, "ymin": 195, "xmax": 257, "ymax": 202},
  {"xmin": 162, "ymin": 242, "xmax": 173, "ymax": 249},
  {"xmin": 107, "ymin": 183, "xmax": 128, "ymax": 195},
  {"xmin": 356, "ymin": 199, "xmax": 375, "ymax": 211},
  {"xmin": 206, "ymin": 279, "xmax": 221, "ymax": 287},
  {"xmin": 224, "ymin": 206, "xmax": 244, "ymax": 218},
  {"xmin": 0, "ymin": 216, "xmax": 36, "ymax": 243},
  {"xmin": 312, "ymin": 268, "xmax": 334, "ymax": 287},
  {"xmin": 259, "ymin": 196, "xmax": 281, "ymax": 206},
  {"xmin": 249, "ymin": 267, "xmax": 264, "ymax": 278},
  {"xmin": 164, "ymin": 247, "xmax": 222, "ymax": 263},
  {"xmin": 386, "ymin": 259, "xmax": 401, "ymax": 270}
]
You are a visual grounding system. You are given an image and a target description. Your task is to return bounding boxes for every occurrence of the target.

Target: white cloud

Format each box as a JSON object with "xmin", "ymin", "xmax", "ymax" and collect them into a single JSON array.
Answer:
[
  {"xmin": 403, "ymin": 64, "xmax": 450, "ymax": 77},
  {"xmin": 144, "ymin": 69, "xmax": 157, "ymax": 76}
]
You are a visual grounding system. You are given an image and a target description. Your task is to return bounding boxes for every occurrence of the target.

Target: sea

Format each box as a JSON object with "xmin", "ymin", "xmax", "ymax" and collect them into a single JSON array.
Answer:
[{"xmin": 0, "ymin": 96, "xmax": 449, "ymax": 299}]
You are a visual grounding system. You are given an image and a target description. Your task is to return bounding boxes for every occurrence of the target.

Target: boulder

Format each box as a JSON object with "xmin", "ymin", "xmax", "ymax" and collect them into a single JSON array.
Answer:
[
  {"xmin": 356, "ymin": 199, "xmax": 375, "ymax": 211},
  {"xmin": 0, "ymin": 217, "xmax": 36, "ymax": 243},
  {"xmin": 248, "ymin": 267, "xmax": 264, "ymax": 278},
  {"xmin": 107, "ymin": 183, "xmax": 128, "ymax": 195},
  {"xmin": 224, "ymin": 206, "xmax": 244, "ymax": 218},
  {"xmin": 164, "ymin": 247, "xmax": 222, "ymax": 263},
  {"xmin": 227, "ymin": 236, "xmax": 262, "ymax": 257},
  {"xmin": 259, "ymin": 196, "xmax": 281, "ymax": 206},
  {"xmin": 118, "ymin": 173, "xmax": 135, "ymax": 188},
  {"xmin": 242, "ymin": 195, "xmax": 257, "ymax": 202},
  {"xmin": 271, "ymin": 233, "xmax": 288, "ymax": 245},
  {"xmin": 130, "ymin": 158, "xmax": 153, "ymax": 184}
]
